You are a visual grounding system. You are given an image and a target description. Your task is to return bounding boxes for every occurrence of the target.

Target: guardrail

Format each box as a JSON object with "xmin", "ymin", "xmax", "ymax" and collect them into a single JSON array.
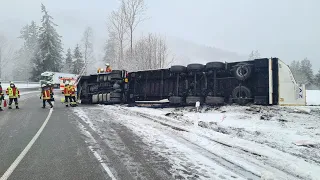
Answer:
[
  {"xmin": 1, "ymin": 81, "xmax": 39, "ymax": 90},
  {"xmin": 1, "ymin": 81, "xmax": 38, "ymax": 84}
]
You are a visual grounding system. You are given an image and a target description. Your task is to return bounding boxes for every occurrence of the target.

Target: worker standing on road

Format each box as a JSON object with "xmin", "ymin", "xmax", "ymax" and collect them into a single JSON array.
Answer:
[
  {"xmin": 63, "ymin": 83, "xmax": 71, "ymax": 107},
  {"xmin": 0, "ymin": 82, "xmax": 4, "ymax": 111},
  {"xmin": 48, "ymin": 83, "xmax": 54, "ymax": 101},
  {"xmin": 6, "ymin": 82, "xmax": 20, "ymax": 109},
  {"xmin": 40, "ymin": 84, "xmax": 53, "ymax": 108},
  {"xmin": 105, "ymin": 63, "xmax": 112, "ymax": 72},
  {"xmin": 69, "ymin": 84, "xmax": 77, "ymax": 107}
]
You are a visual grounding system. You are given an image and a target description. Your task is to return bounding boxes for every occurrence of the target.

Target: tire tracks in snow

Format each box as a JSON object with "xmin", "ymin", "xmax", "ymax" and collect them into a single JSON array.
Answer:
[
  {"xmin": 117, "ymin": 106, "xmax": 302, "ymax": 180},
  {"xmin": 73, "ymin": 108, "xmax": 173, "ymax": 180}
]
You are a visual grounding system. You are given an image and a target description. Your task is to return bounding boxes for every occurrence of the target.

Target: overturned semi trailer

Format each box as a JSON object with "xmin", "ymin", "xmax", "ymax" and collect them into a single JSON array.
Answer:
[{"xmin": 77, "ymin": 58, "xmax": 306, "ymax": 106}]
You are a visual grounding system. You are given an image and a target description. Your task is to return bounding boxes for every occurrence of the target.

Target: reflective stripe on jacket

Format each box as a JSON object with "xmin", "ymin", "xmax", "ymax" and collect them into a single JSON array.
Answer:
[
  {"xmin": 64, "ymin": 86, "xmax": 70, "ymax": 96},
  {"xmin": 6, "ymin": 87, "xmax": 20, "ymax": 98},
  {"xmin": 41, "ymin": 87, "xmax": 52, "ymax": 100},
  {"xmin": 69, "ymin": 86, "xmax": 76, "ymax": 96}
]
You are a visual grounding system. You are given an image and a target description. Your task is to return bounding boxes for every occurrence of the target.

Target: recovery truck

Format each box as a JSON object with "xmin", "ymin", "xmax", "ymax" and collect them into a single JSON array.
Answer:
[{"xmin": 40, "ymin": 72, "xmax": 78, "ymax": 89}]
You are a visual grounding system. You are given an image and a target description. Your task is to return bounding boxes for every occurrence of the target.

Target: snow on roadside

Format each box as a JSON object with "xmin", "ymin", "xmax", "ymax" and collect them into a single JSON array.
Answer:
[
  {"xmin": 112, "ymin": 105, "xmax": 320, "ymax": 180},
  {"xmin": 306, "ymin": 90, "xmax": 320, "ymax": 106},
  {"xmin": 1, "ymin": 83, "xmax": 39, "ymax": 89},
  {"xmin": 73, "ymin": 106, "xmax": 244, "ymax": 180}
]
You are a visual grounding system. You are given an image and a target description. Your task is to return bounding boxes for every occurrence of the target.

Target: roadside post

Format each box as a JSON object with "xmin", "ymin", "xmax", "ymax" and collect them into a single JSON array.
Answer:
[{"xmin": 194, "ymin": 101, "xmax": 200, "ymax": 127}]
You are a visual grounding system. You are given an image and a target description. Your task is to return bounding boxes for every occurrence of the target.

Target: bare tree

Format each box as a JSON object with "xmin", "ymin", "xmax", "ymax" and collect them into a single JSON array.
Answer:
[
  {"xmin": 121, "ymin": 0, "xmax": 147, "ymax": 58},
  {"xmin": 81, "ymin": 27, "xmax": 94, "ymax": 75},
  {"xmin": 248, "ymin": 50, "xmax": 261, "ymax": 60},
  {"xmin": 131, "ymin": 33, "xmax": 174, "ymax": 71},
  {"xmin": 0, "ymin": 35, "xmax": 16, "ymax": 80},
  {"xmin": 104, "ymin": 31, "xmax": 119, "ymax": 69},
  {"xmin": 108, "ymin": 7, "xmax": 128, "ymax": 67}
]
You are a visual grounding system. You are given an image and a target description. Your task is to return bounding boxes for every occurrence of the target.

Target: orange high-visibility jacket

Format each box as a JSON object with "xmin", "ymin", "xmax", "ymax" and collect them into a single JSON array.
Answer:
[
  {"xmin": 69, "ymin": 86, "xmax": 76, "ymax": 96},
  {"xmin": 6, "ymin": 87, "xmax": 20, "ymax": 98},
  {"xmin": 41, "ymin": 87, "xmax": 52, "ymax": 100},
  {"xmin": 64, "ymin": 86, "xmax": 70, "ymax": 96}
]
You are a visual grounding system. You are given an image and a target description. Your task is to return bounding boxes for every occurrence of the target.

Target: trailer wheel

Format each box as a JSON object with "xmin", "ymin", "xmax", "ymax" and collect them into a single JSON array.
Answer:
[
  {"xmin": 186, "ymin": 96, "xmax": 204, "ymax": 105},
  {"xmin": 232, "ymin": 86, "xmax": 252, "ymax": 105},
  {"xmin": 187, "ymin": 64, "xmax": 204, "ymax": 72},
  {"xmin": 233, "ymin": 63, "xmax": 252, "ymax": 81},
  {"xmin": 169, "ymin": 96, "xmax": 184, "ymax": 104},
  {"xmin": 205, "ymin": 62, "xmax": 225, "ymax": 71},
  {"xmin": 170, "ymin": 65, "xmax": 186, "ymax": 73},
  {"xmin": 205, "ymin": 96, "xmax": 224, "ymax": 105}
]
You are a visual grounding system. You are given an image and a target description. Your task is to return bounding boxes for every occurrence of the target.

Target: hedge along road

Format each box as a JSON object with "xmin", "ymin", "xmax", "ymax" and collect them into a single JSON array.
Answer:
[{"xmin": 0, "ymin": 91, "xmax": 108, "ymax": 180}]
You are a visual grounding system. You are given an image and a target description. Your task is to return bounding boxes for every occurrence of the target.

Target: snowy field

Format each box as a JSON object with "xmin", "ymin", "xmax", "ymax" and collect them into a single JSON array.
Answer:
[
  {"xmin": 1, "ymin": 83, "xmax": 39, "ymax": 89},
  {"xmin": 73, "ymin": 103, "xmax": 320, "ymax": 180},
  {"xmin": 307, "ymin": 90, "xmax": 320, "ymax": 105}
]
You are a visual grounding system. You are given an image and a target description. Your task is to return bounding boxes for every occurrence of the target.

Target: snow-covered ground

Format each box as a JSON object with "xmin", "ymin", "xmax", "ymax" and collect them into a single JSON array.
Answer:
[
  {"xmin": 72, "ymin": 103, "xmax": 320, "ymax": 180},
  {"xmin": 1, "ymin": 83, "xmax": 39, "ymax": 89},
  {"xmin": 307, "ymin": 90, "xmax": 320, "ymax": 105}
]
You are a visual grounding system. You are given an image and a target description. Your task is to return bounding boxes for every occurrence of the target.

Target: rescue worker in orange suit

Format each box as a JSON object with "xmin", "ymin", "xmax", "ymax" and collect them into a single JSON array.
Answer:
[
  {"xmin": 6, "ymin": 82, "xmax": 20, "ymax": 109},
  {"xmin": 48, "ymin": 83, "xmax": 54, "ymax": 101},
  {"xmin": 69, "ymin": 85, "xmax": 77, "ymax": 107},
  {"xmin": 63, "ymin": 83, "xmax": 71, "ymax": 107},
  {"xmin": 105, "ymin": 63, "xmax": 112, "ymax": 72},
  {"xmin": 40, "ymin": 84, "xmax": 53, "ymax": 108},
  {"xmin": 0, "ymin": 82, "xmax": 4, "ymax": 111}
]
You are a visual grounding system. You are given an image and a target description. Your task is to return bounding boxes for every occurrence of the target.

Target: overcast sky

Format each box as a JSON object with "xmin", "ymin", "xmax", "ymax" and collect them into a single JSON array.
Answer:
[{"xmin": 1, "ymin": 0, "xmax": 319, "ymax": 70}]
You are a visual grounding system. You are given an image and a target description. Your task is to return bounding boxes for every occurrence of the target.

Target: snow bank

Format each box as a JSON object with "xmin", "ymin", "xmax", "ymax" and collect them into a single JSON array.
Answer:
[
  {"xmin": 306, "ymin": 90, "xmax": 320, "ymax": 105},
  {"xmin": 1, "ymin": 83, "xmax": 39, "ymax": 89},
  {"xmin": 115, "ymin": 105, "xmax": 320, "ymax": 180}
]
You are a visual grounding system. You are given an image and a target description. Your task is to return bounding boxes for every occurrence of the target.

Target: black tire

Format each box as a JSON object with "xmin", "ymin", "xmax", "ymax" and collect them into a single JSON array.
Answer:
[
  {"xmin": 186, "ymin": 96, "xmax": 204, "ymax": 105},
  {"xmin": 232, "ymin": 86, "xmax": 252, "ymax": 105},
  {"xmin": 233, "ymin": 63, "xmax": 252, "ymax": 81},
  {"xmin": 205, "ymin": 62, "xmax": 225, "ymax": 71},
  {"xmin": 205, "ymin": 96, "xmax": 224, "ymax": 105},
  {"xmin": 169, "ymin": 96, "xmax": 184, "ymax": 104},
  {"xmin": 187, "ymin": 64, "xmax": 204, "ymax": 72},
  {"xmin": 170, "ymin": 65, "xmax": 186, "ymax": 73}
]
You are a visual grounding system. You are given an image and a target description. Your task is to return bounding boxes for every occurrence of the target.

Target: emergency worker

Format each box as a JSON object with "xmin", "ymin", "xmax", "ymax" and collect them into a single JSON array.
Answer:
[
  {"xmin": 40, "ymin": 84, "xmax": 53, "ymax": 108},
  {"xmin": 0, "ymin": 82, "xmax": 4, "ymax": 111},
  {"xmin": 48, "ymin": 83, "xmax": 54, "ymax": 101},
  {"xmin": 97, "ymin": 67, "xmax": 105, "ymax": 73},
  {"xmin": 69, "ymin": 84, "xmax": 77, "ymax": 107},
  {"xmin": 6, "ymin": 82, "xmax": 20, "ymax": 109},
  {"xmin": 63, "ymin": 83, "xmax": 71, "ymax": 107},
  {"xmin": 105, "ymin": 63, "xmax": 112, "ymax": 72}
]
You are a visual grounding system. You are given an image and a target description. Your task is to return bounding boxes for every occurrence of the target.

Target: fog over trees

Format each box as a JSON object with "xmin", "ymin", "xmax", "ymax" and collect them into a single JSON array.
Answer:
[{"xmin": 0, "ymin": 1, "xmax": 319, "ymax": 90}]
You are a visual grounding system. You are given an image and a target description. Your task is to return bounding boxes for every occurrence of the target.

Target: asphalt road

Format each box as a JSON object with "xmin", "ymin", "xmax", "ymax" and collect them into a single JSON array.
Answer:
[
  {"xmin": 0, "ymin": 91, "xmax": 174, "ymax": 180},
  {"xmin": 0, "ymin": 91, "xmax": 108, "ymax": 180}
]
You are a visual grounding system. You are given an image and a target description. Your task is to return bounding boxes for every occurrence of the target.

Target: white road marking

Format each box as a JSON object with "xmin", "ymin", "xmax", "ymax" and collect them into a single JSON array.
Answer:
[
  {"xmin": 83, "ymin": 127, "xmax": 117, "ymax": 180},
  {"xmin": 0, "ymin": 108, "xmax": 53, "ymax": 180},
  {"xmin": 90, "ymin": 147, "xmax": 117, "ymax": 180}
]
